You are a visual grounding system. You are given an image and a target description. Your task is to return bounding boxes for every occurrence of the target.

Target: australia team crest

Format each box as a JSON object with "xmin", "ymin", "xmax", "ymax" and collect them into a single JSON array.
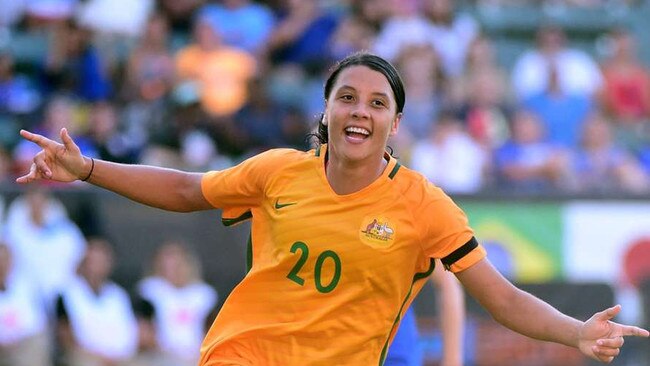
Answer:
[{"xmin": 359, "ymin": 215, "xmax": 396, "ymax": 248}]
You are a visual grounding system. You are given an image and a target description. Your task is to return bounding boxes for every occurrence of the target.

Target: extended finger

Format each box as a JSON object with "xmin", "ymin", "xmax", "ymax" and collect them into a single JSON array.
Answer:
[
  {"xmin": 616, "ymin": 324, "xmax": 650, "ymax": 337},
  {"xmin": 594, "ymin": 305, "xmax": 621, "ymax": 322},
  {"xmin": 60, "ymin": 128, "xmax": 79, "ymax": 153},
  {"xmin": 20, "ymin": 129, "xmax": 57, "ymax": 149}
]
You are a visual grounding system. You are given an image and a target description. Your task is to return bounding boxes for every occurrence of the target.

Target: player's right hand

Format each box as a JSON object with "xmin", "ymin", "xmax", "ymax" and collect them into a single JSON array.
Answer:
[
  {"xmin": 16, "ymin": 128, "xmax": 89, "ymax": 184},
  {"xmin": 578, "ymin": 304, "xmax": 649, "ymax": 363}
]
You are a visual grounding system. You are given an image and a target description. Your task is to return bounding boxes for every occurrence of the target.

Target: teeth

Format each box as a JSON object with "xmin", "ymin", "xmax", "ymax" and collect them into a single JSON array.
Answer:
[{"xmin": 345, "ymin": 126, "xmax": 370, "ymax": 135}]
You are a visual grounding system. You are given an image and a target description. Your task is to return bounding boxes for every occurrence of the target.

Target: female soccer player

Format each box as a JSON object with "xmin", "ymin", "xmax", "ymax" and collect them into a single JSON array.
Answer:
[{"xmin": 17, "ymin": 52, "xmax": 648, "ymax": 365}]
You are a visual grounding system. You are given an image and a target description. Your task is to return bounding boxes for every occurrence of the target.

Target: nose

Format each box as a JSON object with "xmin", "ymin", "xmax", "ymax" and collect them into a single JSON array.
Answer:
[{"xmin": 351, "ymin": 103, "xmax": 370, "ymax": 119}]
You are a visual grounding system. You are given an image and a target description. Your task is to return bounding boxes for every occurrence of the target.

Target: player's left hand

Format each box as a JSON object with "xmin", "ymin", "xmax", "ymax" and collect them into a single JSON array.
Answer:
[{"xmin": 578, "ymin": 304, "xmax": 649, "ymax": 363}]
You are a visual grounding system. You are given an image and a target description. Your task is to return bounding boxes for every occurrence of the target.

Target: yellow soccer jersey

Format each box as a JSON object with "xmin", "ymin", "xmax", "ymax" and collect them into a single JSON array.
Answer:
[{"xmin": 199, "ymin": 144, "xmax": 486, "ymax": 366}]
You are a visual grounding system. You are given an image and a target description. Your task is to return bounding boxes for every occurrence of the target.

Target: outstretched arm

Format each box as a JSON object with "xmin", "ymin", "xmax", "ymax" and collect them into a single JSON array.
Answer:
[
  {"xmin": 430, "ymin": 260, "xmax": 465, "ymax": 366},
  {"xmin": 17, "ymin": 129, "xmax": 213, "ymax": 212},
  {"xmin": 456, "ymin": 258, "xmax": 649, "ymax": 363}
]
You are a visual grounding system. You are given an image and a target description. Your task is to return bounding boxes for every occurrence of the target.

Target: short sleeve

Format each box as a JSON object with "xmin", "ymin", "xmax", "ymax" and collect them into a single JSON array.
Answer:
[
  {"xmin": 201, "ymin": 149, "xmax": 296, "ymax": 215},
  {"xmin": 417, "ymin": 183, "xmax": 486, "ymax": 273}
]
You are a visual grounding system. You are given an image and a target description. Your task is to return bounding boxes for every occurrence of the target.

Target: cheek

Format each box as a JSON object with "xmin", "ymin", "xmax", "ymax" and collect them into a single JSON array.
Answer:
[{"xmin": 325, "ymin": 108, "xmax": 346, "ymax": 129}]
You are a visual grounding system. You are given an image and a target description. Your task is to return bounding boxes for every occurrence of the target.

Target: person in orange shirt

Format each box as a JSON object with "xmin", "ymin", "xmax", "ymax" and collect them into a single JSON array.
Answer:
[
  {"xmin": 17, "ymin": 52, "xmax": 649, "ymax": 366},
  {"xmin": 174, "ymin": 17, "xmax": 256, "ymax": 117}
]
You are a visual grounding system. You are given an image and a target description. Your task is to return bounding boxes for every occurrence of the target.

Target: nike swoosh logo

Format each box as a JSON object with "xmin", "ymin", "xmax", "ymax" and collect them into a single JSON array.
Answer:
[{"xmin": 274, "ymin": 199, "xmax": 297, "ymax": 209}]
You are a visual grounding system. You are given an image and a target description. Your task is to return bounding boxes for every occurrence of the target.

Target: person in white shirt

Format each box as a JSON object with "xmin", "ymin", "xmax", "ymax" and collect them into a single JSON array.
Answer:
[
  {"xmin": 0, "ymin": 243, "xmax": 52, "ymax": 366},
  {"xmin": 410, "ymin": 113, "xmax": 488, "ymax": 194},
  {"xmin": 57, "ymin": 238, "xmax": 139, "ymax": 366},
  {"xmin": 4, "ymin": 187, "xmax": 86, "ymax": 313},
  {"xmin": 137, "ymin": 240, "xmax": 217, "ymax": 366},
  {"xmin": 511, "ymin": 25, "xmax": 603, "ymax": 100}
]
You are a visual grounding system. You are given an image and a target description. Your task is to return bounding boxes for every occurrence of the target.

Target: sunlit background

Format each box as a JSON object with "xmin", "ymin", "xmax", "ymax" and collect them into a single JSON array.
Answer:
[{"xmin": 0, "ymin": 0, "xmax": 649, "ymax": 365}]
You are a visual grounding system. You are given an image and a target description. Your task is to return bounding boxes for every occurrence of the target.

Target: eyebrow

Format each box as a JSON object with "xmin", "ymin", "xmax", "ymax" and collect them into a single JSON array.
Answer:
[{"xmin": 337, "ymin": 85, "xmax": 390, "ymax": 99}]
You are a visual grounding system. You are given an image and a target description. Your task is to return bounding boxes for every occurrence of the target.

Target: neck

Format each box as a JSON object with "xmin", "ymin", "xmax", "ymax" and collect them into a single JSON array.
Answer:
[
  {"xmin": 86, "ymin": 277, "xmax": 104, "ymax": 295},
  {"xmin": 325, "ymin": 152, "xmax": 388, "ymax": 195}
]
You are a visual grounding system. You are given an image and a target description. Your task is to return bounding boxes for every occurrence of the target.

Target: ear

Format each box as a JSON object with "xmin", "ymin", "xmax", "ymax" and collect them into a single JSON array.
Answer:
[
  {"xmin": 389, "ymin": 113, "xmax": 402, "ymax": 136},
  {"xmin": 322, "ymin": 100, "xmax": 328, "ymax": 125}
]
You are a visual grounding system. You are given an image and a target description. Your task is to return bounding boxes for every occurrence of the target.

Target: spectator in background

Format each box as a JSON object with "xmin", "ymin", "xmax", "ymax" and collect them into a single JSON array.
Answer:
[
  {"xmin": 0, "ymin": 0, "xmax": 26, "ymax": 28},
  {"xmin": 235, "ymin": 77, "xmax": 307, "ymax": 156},
  {"xmin": 75, "ymin": 0, "xmax": 155, "ymax": 76},
  {"xmin": 456, "ymin": 59, "xmax": 511, "ymax": 149},
  {"xmin": 0, "ymin": 147, "xmax": 13, "ymax": 182},
  {"xmin": 494, "ymin": 110, "xmax": 571, "ymax": 193},
  {"xmin": 86, "ymin": 101, "xmax": 139, "ymax": 164},
  {"xmin": 263, "ymin": 0, "xmax": 342, "ymax": 120},
  {"xmin": 179, "ymin": 127, "xmax": 222, "ymax": 171},
  {"xmin": 463, "ymin": 34, "xmax": 505, "ymax": 78},
  {"xmin": 394, "ymin": 45, "xmax": 445, "ymax": 145},
  {"xmin": 57, "ymin": 237, "xmax": 139, "ymax": 366},
  {"xmin": 456, "ymin": 34, "xmax": 509, "ymax": 107},
  {"xmin": 41, "ymin": 20, "xmax": 113, "ymax": 101},
  {"xmin": 372, "ymin": 0, "xmax": 434, "ymax": 62},
  {"xmin": 523, "ymin": 58, "xmax": 593, "ymax": 148},
  {"xmin": 348, "ymin": 0, "xmax": 391, "ymax": 32},
  {"xmin": 128, "ymin": 298, "xmax": 176, "ymax": 366},
  {"xmin": 570, "ymin": 112, "xmax": 649, "ymax": 194},
  {"xmin": 198, "ymin": 0, "xmax": 275, "ymax": 55},
  {"xmin": 410, "ymin": 112, "xmax": 487, "ymax": 194},
  {"xmin": 421, "ymin": 0, "xmax": 479, "ymax": 78},
  {"xmin": 329, "ymin": 0, "xmax": 380, "ymax": 61},
  {"xmin": 24, "ymin": 0, "xmax": 78, "ymax": 28},
  {"xmin": 137, "ymin": 240, "xmax": 217, "ymax": 366},
  {"xmin": 157, "ymin": 0, "xmax": 205, "ymax": 33},
  {"xmin": 640, "ymin": 146, "xmax": 650, "ymax": 177},
  {"xmin": 121, "ymin": 12, "xmax": 175, "ymax": 155},
  {"xmin": 122, "ymin": 13, "xmax": 175, "ymax": 104},
  {"xmin": 511, "ymin": 25, "xmax": 603, "ymax": 101},
  {"xmin": 3, "ymin": 186, "xmax": 86, "ymax": 311},
  {"xmin": 0, "ymin": 243, "xmax": 52, "ymax": 366},
  {"xmin": 137, "ymin": 96, "xmax": 232, "ymax": 171},
  {"xmin": 374, "ymin": 0, "xmax": 478, "ymax": 79},
  {"xmin": 75, "ymin": 0, "xmax": 153, "ymax": 38},
  {"xmin": 174, "ymin": 17, "xmax": 256, "ymax": 118},
  {"xmin": 0, "ymin": 52, "xmax": 41, "ymax": 115},
  {"xmin": 599, "ymin": 28, "xmax": 650, "ymax": 152},
  {"xmin": 265, "ymin": 0, "xmax": 340, "ymax": 69},
  {"xmin": 298, "ymin": 1, "xmax": 388, "ymax": 120}
]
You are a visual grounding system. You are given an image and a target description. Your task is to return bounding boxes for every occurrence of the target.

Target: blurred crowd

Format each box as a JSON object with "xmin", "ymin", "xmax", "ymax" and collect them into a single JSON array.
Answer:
[
  {"xmin": 1, "ymin": 1, "xmax": 650, "ymax": 364},
  {"xmin": 0, "ymin": 0, "xmax": 649, "ymax": 196},
  {"xmin": 0, "ymin": 187, "xmax": 218, "ymax": 366}
]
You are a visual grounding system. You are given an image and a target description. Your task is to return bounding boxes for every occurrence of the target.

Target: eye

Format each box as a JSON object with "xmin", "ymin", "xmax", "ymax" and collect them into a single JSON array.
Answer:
[
  {"xmin": 339, "ymin": 94, "xmax": 354, "ymax": 102},
  {"xmin": 372, "ymin": 99, "xmax": 387, "ymax": 108}
]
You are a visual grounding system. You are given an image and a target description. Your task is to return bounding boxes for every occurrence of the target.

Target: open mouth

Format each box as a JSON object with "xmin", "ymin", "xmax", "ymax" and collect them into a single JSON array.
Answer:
[{"xmin": 345, "ymin": 126, "xmax": 370, "ymax": 141}]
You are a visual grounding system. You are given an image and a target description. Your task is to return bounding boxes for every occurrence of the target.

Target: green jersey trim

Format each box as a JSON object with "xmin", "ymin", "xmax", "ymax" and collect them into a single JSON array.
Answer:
[
  {"xmin": 246, "ymin": 232, "xmax": 253, "ymax": 273},
  {"xmin": 378, "ymin": 258, "xmax": 436, "ymax": 365},
  {"xmin": 221, "ymin": 210, "xmax": 253, "ymax": 227},
  {"xmin": 388, "ymin": 162, "xmax": 401, "ymax": 180}
]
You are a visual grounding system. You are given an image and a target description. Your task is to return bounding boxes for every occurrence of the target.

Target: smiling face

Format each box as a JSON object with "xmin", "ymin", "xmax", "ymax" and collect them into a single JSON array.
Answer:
[{"xmin": 324, "ymin": 65, "xmax": 401, "ymax": 166}]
